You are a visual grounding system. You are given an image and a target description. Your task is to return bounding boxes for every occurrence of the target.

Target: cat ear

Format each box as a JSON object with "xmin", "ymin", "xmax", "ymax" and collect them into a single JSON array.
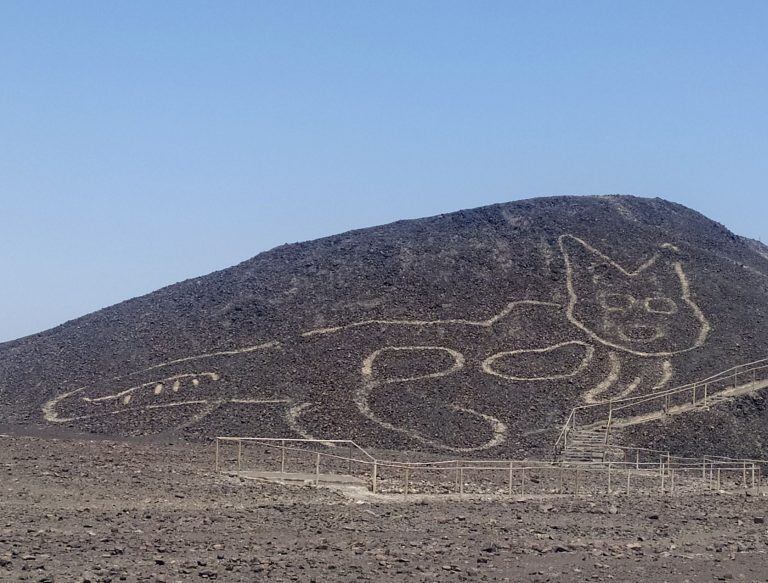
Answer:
[
  {"xmin": 642, "ymin": 250, "xmax": 685, "ymax": 293},
  {"xmin": 559, "ymin": 235, "xmax": 624, "ymax": 281},
  {"xmin": 560, "ymin": 235, "xmax": 676, "ymax": 281}
]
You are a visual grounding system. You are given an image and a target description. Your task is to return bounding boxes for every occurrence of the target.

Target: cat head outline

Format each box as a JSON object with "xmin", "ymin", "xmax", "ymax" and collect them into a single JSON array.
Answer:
[{"xmin": 559, "ymin": 235, "xmax": 710, "ymax": 357}]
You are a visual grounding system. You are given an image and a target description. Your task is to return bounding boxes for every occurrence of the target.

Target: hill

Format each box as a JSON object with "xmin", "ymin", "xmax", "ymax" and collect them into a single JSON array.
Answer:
[{"xmin": 2, "ymin": 195, "xmax": 768, "ymax": 458}]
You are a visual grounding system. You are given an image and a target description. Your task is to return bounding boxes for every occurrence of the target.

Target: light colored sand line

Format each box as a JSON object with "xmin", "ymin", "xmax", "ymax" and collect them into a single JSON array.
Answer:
[
  {"xmin": 82, "ymin": 373, "xmax": 219, "ymax": 403},
  {"xmin": 136, "ymin": 341, "xmax": 281, "ymax": 374},
  {"xmin": 361, "ymin": 346, "xmax": 465, "ymax": 381},
  {"xmin": 584, "ymin": 357, "xmax": 673, "ymax": 405},
  {"xmin": 43, "ymin": 386, "xmax": 290, "ymax": 423},
  {"xmin": 583, "ymin": 352, "xmax": 621, "ymax": 404},
  {"xmin": 284, "ymin": 402, "xmax": 339, "ymax": 446},
  {"xmin": 143, "ymin": 400, "xmax": 210, "ymax": 409},
  {"xmin": 612, "ymin": 379, "xmax": 768, "ymax": 429},
  {"xmin": 559, "ymin": 234, "xmax": 711, "ymax": 357},
  {"xmin": 650, "ymin": 360, "xmax": 674, "ymax": 393},
  {"xmin": 229, "ymin": 398, "xmax": 290, "ymax": 405},
  {"xmin": 354, "ymin": 346, "xmax": 506, "ymax": 452},
  {"xmin": 482, "ymin": 341, "xmax": 594, "ymax": 381},
  {"xmin": 301, "ymin": 300, "xmax": 560, "ymax": 337}
]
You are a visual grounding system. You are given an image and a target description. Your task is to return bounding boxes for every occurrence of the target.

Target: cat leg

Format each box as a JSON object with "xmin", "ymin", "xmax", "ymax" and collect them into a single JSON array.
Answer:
[{"xmin": 583, "ymin": 352, "xmax": 673, "ymax": 404}]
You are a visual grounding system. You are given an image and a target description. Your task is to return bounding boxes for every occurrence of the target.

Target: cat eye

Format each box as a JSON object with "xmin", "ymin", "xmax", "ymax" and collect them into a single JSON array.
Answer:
[
  {"xmin": 600, "ymin": 293, "xmax": 635, "ymax": 311},
  {"xmin": 644, "ymin": 297, "xmax": 678, "ymax": 314}
]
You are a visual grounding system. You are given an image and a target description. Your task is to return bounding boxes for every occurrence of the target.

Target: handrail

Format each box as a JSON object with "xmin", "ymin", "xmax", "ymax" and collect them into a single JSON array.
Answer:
[
  {"xmin": 574, "ymin": 358, "xmax": 768, "ymax": 414},
  {"xmin": 612, "ymin": 363, "xmax": 768, "ymax": 413},
  {"xmin": 554, "ymin": 355, "xmax": 768, "ymax": 459},
  {"xmin": 215, "ymin": 436, "xmax": 764, "ymax": 500},
  {"xmin": 627, "ymin": 360, "xmax": 764, "ymax": 406},
  {"xmin": 553, "ymin": 408, "xmax": 577, "ymax": 456},
  {"xmin": 216, "ymin": 435, "xmax": 766, "ymax": 476},
  {"xmin": 218, "ymin": 436, "xmax": 377, "ymax": 461}
]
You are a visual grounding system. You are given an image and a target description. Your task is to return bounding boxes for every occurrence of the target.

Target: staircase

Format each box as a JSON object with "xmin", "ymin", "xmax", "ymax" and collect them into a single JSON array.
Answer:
[
  {"xmin": 561, "ymin": 423, "xmax": 610, "ymax": 463},
  {"xmin": 555, "ymin": 357, "xmax": 768, "ymax": 464}
]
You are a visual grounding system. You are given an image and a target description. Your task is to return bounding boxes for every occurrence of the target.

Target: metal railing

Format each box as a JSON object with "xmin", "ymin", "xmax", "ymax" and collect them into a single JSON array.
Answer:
[
  {"xmin": 215, "ymin": 436, "xmax": 767, "ymax": 498},
  {"xmin": 554, "ymin": 357, "xmax": 768, "ymax": 459}
]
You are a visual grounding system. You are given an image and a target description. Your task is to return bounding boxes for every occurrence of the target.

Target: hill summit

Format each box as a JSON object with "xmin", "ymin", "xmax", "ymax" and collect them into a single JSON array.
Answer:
[{"xmin": 2, "ymin": 195, "xmax": 768, "ymax": 458}]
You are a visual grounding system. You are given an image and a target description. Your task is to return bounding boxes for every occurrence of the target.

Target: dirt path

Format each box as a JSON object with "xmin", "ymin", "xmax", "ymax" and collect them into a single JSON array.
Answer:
[{"xmin": 2, "ymin": 432, "xmax": 768, "ymax": 581}]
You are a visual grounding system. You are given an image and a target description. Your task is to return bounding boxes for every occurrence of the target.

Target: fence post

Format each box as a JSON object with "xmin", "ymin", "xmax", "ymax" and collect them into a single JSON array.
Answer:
[
  {"xmin": 752, "ymin": 463, "xmax": 757, "ymax": 492},
  {"xmin": 626, "ymin": 468, "xmax": 631, "ymax": 495},
  {"xmin": 660, "ymin": 456, "xmax": 665, "ymax": 494},
  {"xmin": 607, "ymin": 463, "xmax": 612, "ymax": 494},
  {"xmin": 743, "ymin": 462, "xmax": 748, "ymax": 488},
  {"xmin": 636, "ymin": 450, "xmax": 640, "ymax": 470},
  {"xmin": 455, "ymin": 460, "xmax": 460, "ymax": 491},
  {"xmin": 508, "ymin": 462, "xmax": 513, "ymax": 496},
  {"xmin": 459, "ymin": 467, "xmax": 464, "ymax": 496},
  {"xmin": 280, "ymin": 439, "xmax": 286, "ymax": 474},
  {"xmin": 521, "ymin": 468, "xmax": 526, "ymax": 496},
  {"xmin": 215, "ymin": 438, "xmax": 220, "ymax": 473},
  {"xmin": 404, "ymin": 467, "xmax": 410, "ymax": 496},
  {"xmin": 237, "ymin": 439, "xmax": 242, "ymax": 476},
  {"xmin": 315, "ymin": 452, "xmax": 320, "ymax": 485},
  {"xmin": 670, "ymin": 468, "xmax": 675, "ymax": 494},
  {"xmin": 692, "ymin": 384, "xmax": 696, "ymax": 405},
  {"xmin": 348, "ymin": 444, "xmax": 353, "ymax": 475},
  {"xmin": 372, "ymin": 461, "xmax": 378, "ymax": 494},
  {"xmin": 717, "ymin": 468, "xmax": 721, "ymax": 490},
  {"xmin": 704, "ymin": 383, "xmax": 708, "ymax": 407}
]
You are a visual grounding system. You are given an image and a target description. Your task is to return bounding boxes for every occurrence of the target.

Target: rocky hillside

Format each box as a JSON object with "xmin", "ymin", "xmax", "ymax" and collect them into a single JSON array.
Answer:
[{"xmin": 2, "ymin": 195, "xmax": 768, "ymax": 458}]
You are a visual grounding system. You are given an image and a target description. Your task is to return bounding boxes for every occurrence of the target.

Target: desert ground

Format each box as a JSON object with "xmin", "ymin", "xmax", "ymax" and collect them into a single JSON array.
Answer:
[{"xmin": 2, "ymin": 427, "xmax": 768, "ymax": 582}]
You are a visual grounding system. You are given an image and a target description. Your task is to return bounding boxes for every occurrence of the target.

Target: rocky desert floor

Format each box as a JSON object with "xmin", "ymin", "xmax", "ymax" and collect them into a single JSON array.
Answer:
[{"xmin": 3, "ymin": 427, "xmax": 768, "ymax": 582}]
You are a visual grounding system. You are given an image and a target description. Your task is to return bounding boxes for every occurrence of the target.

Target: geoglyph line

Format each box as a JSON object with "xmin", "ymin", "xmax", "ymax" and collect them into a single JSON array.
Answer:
[
  {"xmin": 43, "ymin": 388, "xmax": 290, "ymax": 423},
  {"xmin": 650, "ymin": 359, "xmax": 674, "ymax": 393},
  {"xmin": 44, "ymin": 342, "xmax": 284, "ymax": 425},
  {"xmin": 40, "ymin": 233, "xmax": 709, "ymax": 451},
  {"xmin": 583, "ymin": 353, "xmax": 675, "ymax": 405},
  {"xmin": 284, "ymin": 401, "xmax": 341, "ymax": 447},
  {"xmin": 135, "ymin": 341, "xmax": 281, "ymax": 374},
  {"xmin": 560, "ymin": 234, "xmax": 711, "ymax": 357},
  {"xmin": 355, "ymin": 345, "xmax": 507, "ymax": 452},
  {"xmin": 481, "ymin": 341, "xmax": 595, "ymax": 381},
  {"xmin": 361, "ymin": 346, "xmax": 465, "ymax": 381},
  {"xmin": 83, "ymin": 373, "xmax": 220, "ymax": 404},
  {"xmin": 302, "ymin": 300, "xmax": 560, "ymax": 337},
  {"xmin": 583, "ymin": 352, "xmax": 622, "ymax": 405}
]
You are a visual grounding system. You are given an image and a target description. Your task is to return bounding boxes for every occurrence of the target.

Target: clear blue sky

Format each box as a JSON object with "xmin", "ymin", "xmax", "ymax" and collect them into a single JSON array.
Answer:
[{"xmin": 1, "ymin": 1, "xmax": 767, "ymax": 342}]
